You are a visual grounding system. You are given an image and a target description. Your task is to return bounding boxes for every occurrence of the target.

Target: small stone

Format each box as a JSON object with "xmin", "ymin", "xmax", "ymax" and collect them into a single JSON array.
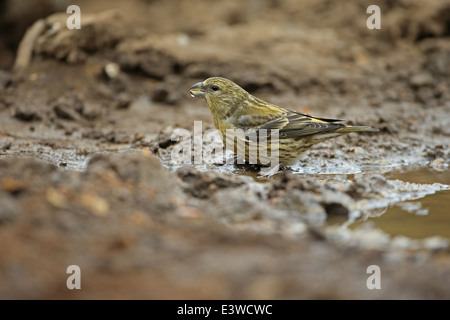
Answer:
[
  {"xmin": 104, "ymin": 62, "xmax": 120, "ymax": 79},
  {"xmin": 54, "ymin": 103, "xmax": 80, "ymax": 121},
  {"xmin": 2, "ymin": 143, "xmax": 12, "ymax": 151},
  {"xmin": 46, "ymin": 188, "xmax": 69, "ymax": 208},
  {"xmin": 391, "ymin": 235, "xmax": 420, "ymax": 250},
  {"xmin": 80, "ymin": 193, "xmax": 109, "ymax": 217},
  {"xmin": 13, "ymin": 104, "xmax": 42, "ymax": 122},
  {"xmin": 410, "ymin": 72, "xmax": 434, "ymax": 87},
  {"xmin": 422, "ymin": 236, "xmax": 448, "ymax": 250}
]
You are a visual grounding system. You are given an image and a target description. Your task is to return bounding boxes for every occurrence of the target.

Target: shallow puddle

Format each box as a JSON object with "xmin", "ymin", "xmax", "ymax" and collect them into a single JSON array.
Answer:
[
  {"xmin": 2, "ymin": 141, "xmax": 448, "ymax": 241},
  {"xmin": 159, "ymin": 146, "xmax": 449, "ymax": 241},
  {"xmin": 214, "ymin": 162, "xmax": 450, "ymax": 240},
  {"xmin": 350, "ymin": 167, "xmax": 450, "ymax": 239}
]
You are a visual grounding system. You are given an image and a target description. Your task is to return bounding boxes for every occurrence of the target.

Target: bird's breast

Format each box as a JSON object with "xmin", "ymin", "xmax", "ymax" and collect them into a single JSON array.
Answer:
[{"xmin": 215, "ymin": 118, "xmax": 234, "ymax": 138}]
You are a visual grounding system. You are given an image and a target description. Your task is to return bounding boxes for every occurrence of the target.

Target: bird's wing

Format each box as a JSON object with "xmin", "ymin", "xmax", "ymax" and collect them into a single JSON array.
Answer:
[{"xmin": 236, "ymin": 110, "xmax": 345, "ymax": 138}]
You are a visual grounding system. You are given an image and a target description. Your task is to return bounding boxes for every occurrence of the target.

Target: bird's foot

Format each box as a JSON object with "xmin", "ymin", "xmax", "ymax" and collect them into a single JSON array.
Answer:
[{"xmin": 258, "ymin": 163, "xmax": 287, "ymax": 177}]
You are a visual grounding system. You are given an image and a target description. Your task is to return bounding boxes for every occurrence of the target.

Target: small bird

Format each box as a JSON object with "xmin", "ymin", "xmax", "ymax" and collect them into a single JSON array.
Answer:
[{"xmin": 188, "ymin": 77, "xmax": 378, "ymax": 166}]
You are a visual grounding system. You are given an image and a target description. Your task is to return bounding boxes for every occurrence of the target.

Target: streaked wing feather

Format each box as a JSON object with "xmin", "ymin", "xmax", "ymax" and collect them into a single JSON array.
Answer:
[
  {"xmin": 236, "ymin": 113, "xmax": 289, "ymax": 129},
  {"xmin": 235, "ymin": 110, "xmax": 344, "ymax": 138}
]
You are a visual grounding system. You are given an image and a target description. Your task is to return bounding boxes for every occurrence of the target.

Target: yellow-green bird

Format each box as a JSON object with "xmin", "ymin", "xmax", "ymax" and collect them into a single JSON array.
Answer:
[{"xmin": 189, "ymin": 77, "xmax": 378, "ymax": 166}]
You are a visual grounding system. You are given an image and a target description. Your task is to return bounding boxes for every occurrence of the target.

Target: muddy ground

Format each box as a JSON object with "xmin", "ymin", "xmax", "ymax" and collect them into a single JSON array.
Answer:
[{"xmin": 0, "ymin": 0, "xmax": 449, "ymax": 299}]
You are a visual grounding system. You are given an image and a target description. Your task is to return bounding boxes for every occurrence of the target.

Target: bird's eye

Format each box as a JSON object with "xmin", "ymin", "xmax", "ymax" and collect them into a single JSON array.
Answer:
[{"xmin": 211, "ymin": 85, "xmax": 220, "ymax": 91}]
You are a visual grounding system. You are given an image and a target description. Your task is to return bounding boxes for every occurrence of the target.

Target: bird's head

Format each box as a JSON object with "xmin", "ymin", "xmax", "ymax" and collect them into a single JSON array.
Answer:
[{"xmin": 188, "ymin": 77, "xmax": 249, "ymax": 118}]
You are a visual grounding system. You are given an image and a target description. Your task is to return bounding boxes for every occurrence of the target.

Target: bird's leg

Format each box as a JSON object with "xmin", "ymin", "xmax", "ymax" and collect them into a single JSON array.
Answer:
[{"xmin": 259, "ymin": 163, "xmax": 283, "ymax": 177}]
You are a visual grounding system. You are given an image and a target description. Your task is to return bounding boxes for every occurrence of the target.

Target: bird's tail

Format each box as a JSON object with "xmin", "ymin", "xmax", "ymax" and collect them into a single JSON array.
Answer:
[
  {"xmin": 335, "ymin": 125, "xmax": 379, "ymax": 133},
  {"xmin": 312, "ymin": 125, "xmax": 378, "ymax": 141}
]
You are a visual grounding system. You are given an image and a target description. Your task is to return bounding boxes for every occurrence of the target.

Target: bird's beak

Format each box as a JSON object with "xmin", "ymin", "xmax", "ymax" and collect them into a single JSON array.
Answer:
[{"xmin": 188, "ymin": 82, "xmax": 206, "ymax": 97}]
